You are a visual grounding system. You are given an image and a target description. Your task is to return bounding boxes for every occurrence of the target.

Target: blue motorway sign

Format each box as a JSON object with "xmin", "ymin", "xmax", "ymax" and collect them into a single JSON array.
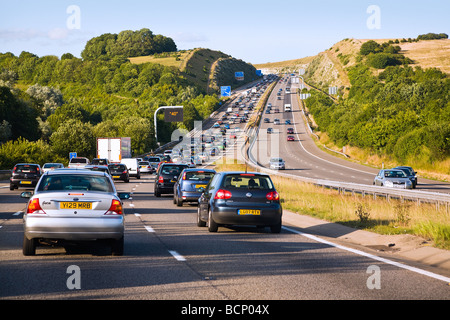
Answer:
[
  {"xmin": 256, "ymin": 70, "xmax": 262, "ymax": 76},
  {"xmin": 69, "ymin": 152, "xmax": 77, "ymax": 160},
  {"xmin": 235, "ymin": 71, "xmax": 244, "ymax": 81},
  {"xmin": 221, "ymin": 86, "xmax": 231, "ymax": 97}
]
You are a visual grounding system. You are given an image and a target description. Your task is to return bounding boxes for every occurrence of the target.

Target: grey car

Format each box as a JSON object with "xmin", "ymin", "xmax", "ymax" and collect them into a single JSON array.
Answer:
[
  {"xmin": 394, "ymin": 166, "xmax": 417, "ymax": 189},
  {"xmin": 373, "ymin": 169, "xmax": 413, "ymax": 189},
  {"xmin": 173, "ymin": 168, "xmax": 216, "ymax": 206},
  {"xmin": 21, "ymin": 169, "xmax": 130, "ymax": 256},
  {"xmin": 197, "ymin": 171, "xmax": 282, "ymax": 233}
]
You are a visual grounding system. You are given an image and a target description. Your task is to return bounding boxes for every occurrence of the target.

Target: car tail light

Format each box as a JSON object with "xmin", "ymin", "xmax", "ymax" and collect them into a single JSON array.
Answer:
[
  {"xmin": 214, "ymin": 189, "xmax": 232, "ymax": 200},
  {"xmin": 26, "ymin": 198, "xmax": 46, "ymax": 214},
  {"xmin": 158, "ymin": 176, "xmax": 164, "ymax": 183},
  {"xmin": 182, "ymin": 172, "xmax": 186, "ymax": 180},
  {"xmin": 105, "ymin": 199, "xmax": 123, "ymax": 215},
  {"xmin": 266, "ymin": 191, "xmax": 279, "ymax": 201}
]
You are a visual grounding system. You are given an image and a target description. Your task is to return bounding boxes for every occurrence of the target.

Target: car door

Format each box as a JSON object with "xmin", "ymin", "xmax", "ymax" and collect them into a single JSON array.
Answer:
[{"xmin": 198, "ymin": 173, "xmax": 220, "ymax": 220}]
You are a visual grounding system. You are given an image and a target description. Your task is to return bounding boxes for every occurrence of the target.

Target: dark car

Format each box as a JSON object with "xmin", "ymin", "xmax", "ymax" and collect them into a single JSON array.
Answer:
[
  {"xmin": 10, "ymin": 163, "xmax": 42, "ymax": 190},
  {"xmin": 197, "ymin": 172, "xmax": 282, "ymax": 233},
  {"xmin": 154, "ymin": 163, "xmax": 189, "ymax": 197},
  {"xmin": 394, "ymin": 166, "xmax": 417, "ymax": 188},
  {"xmin": 108, "ymin": 163, "xmax": 129, "ymax": 183},
  {"xmin": 174, "ymin": 168, "xmax": 216, "ymax": 206},
  {"xmin": 287, "ymin": 128, "xmax": 294, "ymax": 134}
]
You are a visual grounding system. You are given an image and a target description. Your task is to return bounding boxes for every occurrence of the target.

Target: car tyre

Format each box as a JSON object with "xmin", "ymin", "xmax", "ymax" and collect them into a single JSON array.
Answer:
[
  {"xmin": 197, "ymin": 207, "xmax": 206, "ymax": 227},
  {"xmin": 23, "ymin": 235, "xmax": 36, "ymax": 256},
  {"xmin": 154, "ymin": 187, "xmax": 161, "ymax": 197},
  {"xmin": 111, "ymin": 237, "xmax": 124, "ymax": 256},
  {"xmin": 176, "ymin": 195, "xmax": 183, "ymax": 207},
  {"xmin": 207, "ymin": 208, "xmax": 218, "ymax": 232},
  {"xmin": 270, "ymin": 219, "xmax": 282, "ymax": 233}
]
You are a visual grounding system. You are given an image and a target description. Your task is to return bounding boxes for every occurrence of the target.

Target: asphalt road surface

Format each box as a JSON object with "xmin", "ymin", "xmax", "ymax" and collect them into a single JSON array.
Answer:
[{"xmin": 0, "ymin": 176, "xmax": 449, "ymax": 303}]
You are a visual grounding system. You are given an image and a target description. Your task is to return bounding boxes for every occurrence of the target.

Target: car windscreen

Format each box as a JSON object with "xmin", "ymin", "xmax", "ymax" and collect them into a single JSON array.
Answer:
[
  {"xmin": 220, "ymin": 174, "xmax": 274, "ymax": 190},
  {"xmin": 384, "ymin": 170, "xmax": 407, "ymax": 178},
  {"xmin": 38, "ymin": 174, "xmax": 114, "ymax": 192},
  {"xmin": 70, "ymin": 158, "xmax": 88, "ymax": 164},
  {"xmin": 184, "ymin": 171, "xmax": 215, "ymax": 181}
]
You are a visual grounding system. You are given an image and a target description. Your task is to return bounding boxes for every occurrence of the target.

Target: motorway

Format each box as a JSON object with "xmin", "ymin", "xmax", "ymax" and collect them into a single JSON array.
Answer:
[
  {"xmin": 1, "ymin": 175, "xmax": 449, "ymax": 302},
  {"xmin": 252, "ymin": 77, "xmax": 450, "ymax": 195},
  {"xmin": 0, "ymin": 77, "xmax": 449, "ymax": 304}
]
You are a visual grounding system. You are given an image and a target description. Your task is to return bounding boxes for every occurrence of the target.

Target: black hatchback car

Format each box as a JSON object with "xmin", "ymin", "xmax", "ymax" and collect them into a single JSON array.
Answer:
[
  {"xmin": 108, "ymin": 163, "xmax": 130, "ymax": 183},
  {"xmin": 154, "ymin": 163, "xmax": 189, "ymax": 197},
  {"xmin": 197, "ymin": 171, "xmax": 282, "ymax": 233},
  {"xmin": 10, "ymin": 163, "xmax": 42, "ymax": 190},
  {"xmin": 173, "ymin": 168, "xmax": 216, "ymax": 206}
]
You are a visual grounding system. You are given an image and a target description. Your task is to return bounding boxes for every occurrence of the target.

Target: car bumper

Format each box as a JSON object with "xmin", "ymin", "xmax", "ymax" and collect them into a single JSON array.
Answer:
[
  {"xmin": 211, "ymin": 204, "xmax": 282, "ymax": 226},
  {"xmin": 10, "ymin": 179, "xmax": 39, "ymax": 188},
  {"xmin": 156, "ymin": 183, "xmax": 175, "ymax": 194},
  {"xmin": 179, "ymin": 191, "xmax": 202, "ymax": 202},
  {"xmin": 24, "ymin": 215, "xmax": 124, "ymax": 240}
]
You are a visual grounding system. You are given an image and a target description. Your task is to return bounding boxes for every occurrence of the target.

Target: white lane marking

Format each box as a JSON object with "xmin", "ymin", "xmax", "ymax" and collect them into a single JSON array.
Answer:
[
  {"xmin": 282, "ymin": 226, "xmax": 450, "ymax": 284},
  {"xmin": 145, "ymin": 226, "xmax": 155, "ymax": 233},
  {"xmin": 13, "ymin": 211, "xmax": 22, "ymax": 216},
  {"xmin": 135, "ymin": 213, "xmax": 141, "ymax": 217},
  {"xmin": 169, "ymin": 250, "xmax": 186, "ymax": 262},
  {"xmin": 129, "ymin": 203, "xmax": 135, "ymax": 208}
]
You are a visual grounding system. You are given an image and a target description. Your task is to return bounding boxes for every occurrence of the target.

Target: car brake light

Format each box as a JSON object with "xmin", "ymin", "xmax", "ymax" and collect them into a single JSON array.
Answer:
[
  {"xmin": 158, "ymin": 176, "xmax": 164, "ymax": 183},
  {"xmin": 105, "ymin": 199, "xmax": 123, "ymax": 215},
  {"xmin": 182, "ymin": 172, "xmax": 186, "ymax": 180},
  {"xmin": 214, "ymin": 189, "xmax": 232, "ymax": 200},
  {"xmin": 266, "ymin": 191, "xmax": 279, "ymax": 201},
  {"xmin": 26, "ymin": 198, "xmax": 46, "ymax": 214}
]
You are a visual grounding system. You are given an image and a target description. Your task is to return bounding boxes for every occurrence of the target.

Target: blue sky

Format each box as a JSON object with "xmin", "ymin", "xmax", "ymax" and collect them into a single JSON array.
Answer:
[{"xmin": 1, "ymin": 0, "xmax": 449, "ymax": 64}]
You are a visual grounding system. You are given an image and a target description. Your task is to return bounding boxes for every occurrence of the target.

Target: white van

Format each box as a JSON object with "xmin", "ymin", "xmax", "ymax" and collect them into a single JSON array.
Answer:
[{"xmin": 121, "ymin": 158, "xmax": 141, "ymax": 179}]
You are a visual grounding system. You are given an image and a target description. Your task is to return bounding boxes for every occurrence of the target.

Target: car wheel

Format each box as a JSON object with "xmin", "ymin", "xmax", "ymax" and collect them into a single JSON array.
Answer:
[
  {"xmin": 270, "ymin": 220, "xmax": 282, "ymax": 233},
  {"xmin": 23, "ymin": 234, "xmax": 36, "ymax": 256},
  {"xmin": 154, "ymin": 187, "xmax": 161, "ymax": 197},
  {"xmin": 10, "ymin": 184, "xmax": 15, "ymax": 191},
  {"xmin": 207, "ymin": 208, "xmax": 218, "ymax": 232},
  {"xmin": 197, "ymin": 207, "xmax": 206, "ymax": 227},
  {"xmin": 111, "ymin": 237, "xmax": 124, "ymax": 256},
  {"xmin": 176, "ymin": 195, "xmax": 183, "ymax": 207}
]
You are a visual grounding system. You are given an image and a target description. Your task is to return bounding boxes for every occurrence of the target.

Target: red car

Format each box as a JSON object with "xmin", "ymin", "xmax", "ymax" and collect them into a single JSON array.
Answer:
[
  {"xmin": 287, "ymin": 135, "xmax": 295, "ymax": 141},
  {"xmin": 287, "ymin": 128, "xmax": 294, "ymax": 134}
]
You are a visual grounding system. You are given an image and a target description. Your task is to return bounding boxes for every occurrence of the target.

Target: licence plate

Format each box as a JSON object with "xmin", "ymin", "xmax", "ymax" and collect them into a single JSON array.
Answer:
[
  {"xmin": 20, "ymin": 181, "xmax": 32, "ymax": 184},
  {"xmin": 113, "ymin": 175, "xmax": 120, "ymax": 178},
  {"xmin": 60, "ymin": 202, "xmax": 92, "ymax": 210},
  {"xmin": 196, "ymin": 184, "xmax": 207, "ymax": 189},
  {"xmin": 238, "ymin": 209, "xmax": 260, "ymax": 215}
]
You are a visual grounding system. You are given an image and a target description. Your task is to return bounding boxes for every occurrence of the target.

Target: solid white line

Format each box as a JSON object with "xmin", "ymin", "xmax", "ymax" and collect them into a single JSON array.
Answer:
[
  {"xmin": 135, "ymin": 213, "xmax": 141, "ymax": 217},
  {"xmin": 145, "ymin": 226, "xmax": 155, "ymax": 233},
  {"xmin": 282, "ymin": 226, "xmax": 450, "ymax": 284},
  {"xmin": 169, "ymin": 250, "xmax": 186, "ymax": 261},
  {"xmin": 13, "ymin": 211, "xmax": 22, "ymax": 216}
]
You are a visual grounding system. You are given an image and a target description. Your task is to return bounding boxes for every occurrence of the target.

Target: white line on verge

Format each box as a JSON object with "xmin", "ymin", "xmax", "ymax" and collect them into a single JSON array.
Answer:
[{"xmin": 282, "ymin": 226, "xmax": 450, "ymax": 284}]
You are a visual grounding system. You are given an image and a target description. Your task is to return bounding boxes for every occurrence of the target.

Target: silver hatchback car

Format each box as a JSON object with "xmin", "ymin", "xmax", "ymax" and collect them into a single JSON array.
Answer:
[
  {"xmin": 373, "ymin": 169, "xmax": 413, "ymax": 189},
  {"xmin": 21, "ymin": 169, "xmax": 130, "ymax": 256}
]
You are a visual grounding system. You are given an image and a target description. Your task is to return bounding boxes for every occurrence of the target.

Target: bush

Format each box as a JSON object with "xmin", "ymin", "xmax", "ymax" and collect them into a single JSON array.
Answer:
[{"xmin": 366, "ymin": 53, "xmax": 402, "ymax": 69}]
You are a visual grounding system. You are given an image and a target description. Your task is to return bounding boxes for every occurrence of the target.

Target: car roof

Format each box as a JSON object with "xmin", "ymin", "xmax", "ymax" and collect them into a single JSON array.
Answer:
[
  {"xmin": 182, "ymin": 168, "xmax": 216, "ymax": 172},
  {"xmin": 220, "ymin": 171, "xmax": 268, "ymax": 176}
]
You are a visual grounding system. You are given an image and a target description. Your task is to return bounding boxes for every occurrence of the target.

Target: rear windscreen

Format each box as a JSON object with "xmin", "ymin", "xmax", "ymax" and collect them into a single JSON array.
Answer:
[
  {"xmin": 161, "ymin": 165, "xmax": 186, "ymax": 175},
  {"xmin": 38, "ymin": 174, "xmax": 114, "ymax": 192},
  {"xmin": 185, "ymin": 171, "xmax": 215, "ymax": 181},
  {"xmin": 220, "ymin": 174, "xmax": 273, "ymax": 189},
  {"xmin": 14, "ymin": 165, "xmax": 39, "ymax": 173}
]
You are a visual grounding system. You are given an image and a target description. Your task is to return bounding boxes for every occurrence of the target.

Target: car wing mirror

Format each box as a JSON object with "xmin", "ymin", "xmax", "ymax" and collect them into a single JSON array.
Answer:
[
  {"xmin": 118, "ymin": 192, "xmax": 131, "ymax": 200},
  {"xmin": 21, "ymin": 191, "xmax": 33, "ymax": 198}
]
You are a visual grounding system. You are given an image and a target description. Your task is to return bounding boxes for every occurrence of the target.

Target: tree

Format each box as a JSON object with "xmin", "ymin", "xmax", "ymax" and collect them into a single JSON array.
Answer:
[
  {"xmin": 360, "ymin": 40, "xmax": 381, "ymax": 56},
  {"xmin": 50, "ymin": 119, "xmax": 96, "ymax": 158}
]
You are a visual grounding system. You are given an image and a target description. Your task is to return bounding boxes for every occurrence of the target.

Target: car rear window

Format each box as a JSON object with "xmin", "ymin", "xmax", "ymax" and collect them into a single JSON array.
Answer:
[
  {"xmin": 161, "ymin": 165, "xmax": 186, "ymax": 175},
  {"xmin": 14, "ymin": 165, "xmax": 39, "ymax": 173},
  {"xmin": 38, "ymin": 174, "xmax": 114, "ymax": 192},
  {"xmin": 70, "ymin": 158, "xmax": 88, "ymax": 164},
  {"xmin": 221, "ymin": 174, "xmax": 273, "ymax": 189},
  {"xmin": 148, "ymin": 157, "xmax": 160, "ymax": 162},
  {"xmin": 109, "ymin": 164, "xmax": 126, "ymax": 171},
  {"xmin": 184, "ymin": 171, "xmax": 215, "ymax": 181}
]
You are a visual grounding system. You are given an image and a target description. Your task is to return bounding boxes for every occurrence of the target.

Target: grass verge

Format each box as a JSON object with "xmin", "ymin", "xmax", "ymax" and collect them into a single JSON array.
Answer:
[{"xmin": 213, "ymin": 159, "xmax": 450, "ymax": 250}]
